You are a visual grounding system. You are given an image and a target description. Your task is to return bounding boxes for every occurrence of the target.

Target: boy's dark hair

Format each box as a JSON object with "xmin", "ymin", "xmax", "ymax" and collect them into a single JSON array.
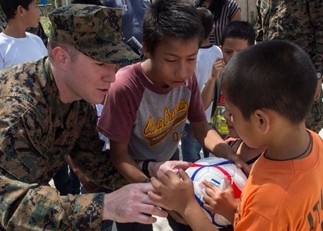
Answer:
[
  {"xmin": 222, "ymin": 40, "xmax": 317, "ymax": 124},
  {"xmin": 143, "ymin": 0, "xmax": 204, "ymax": 55},
  {"xmin": 0, "ymin": 0, "xmax": 33, "ymax": 20},
  {"xmin": 197, "ymin": 7, "xmax": 214, "ymax": 40},
  {"xmin": 220, "ymin": 21, "xmax": 256, "ymax": 46}
]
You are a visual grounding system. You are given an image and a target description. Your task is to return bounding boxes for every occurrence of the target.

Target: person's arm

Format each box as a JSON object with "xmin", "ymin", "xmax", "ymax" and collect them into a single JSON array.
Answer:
[
  {"xmin": 230, "ymin": 8, "xmax": 241, "ymax": 22},
  {"xmin": 201, "ymin": 58, "xmax": 225, "ymax": 110},
  {"xmin": 149, "ymin": 169, "xmax": 220, "ymax": 231},
  {"xmin": 0, "ymin": 173, "xmax": 106, "ymax": 230},
  {"xmin": 0, "ymin": 99, "xmax": 168, "ymax": 230},
  {"xmin": 109, "ymin": 140, "xmax": 149, "ymax": 183},
  {"xmin": 228, "ymin": 0, "xmax": 242, "ymax": 22},
  {"xmin": 191, "ymin": 120, "xmax": 250, "ymax": 174},
  {"xmin": 0, "ymin": 99, "xmax": 105, "ymax": 230},
  {"xmin": 95, "ymin": 65, "xmax": 148, "ymax": 185}
]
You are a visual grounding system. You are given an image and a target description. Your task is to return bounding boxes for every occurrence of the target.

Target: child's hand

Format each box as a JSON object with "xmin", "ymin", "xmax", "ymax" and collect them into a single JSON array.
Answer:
[
  {"xmin": 225, "ymin": 153, "xmax": 251, "ymax": 176},
  {"xmin": 150, "ymin": 160, "xmax": 192, "ymax": 178},
  {"xmin": 148, "ymin": 169, "xmax": 195, "ymax": 214},
  {"xmin": 211, "ymin": 58, "xmax": 226, "ymax": 81},
  {"xmin": 203, "ymin": 177, "xmax": 238, "ymax": 223}
]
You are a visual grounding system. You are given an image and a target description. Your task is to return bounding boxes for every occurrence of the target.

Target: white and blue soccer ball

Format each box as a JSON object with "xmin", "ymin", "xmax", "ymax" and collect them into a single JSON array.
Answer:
[{"xmin": 185, "ymin": 157, "xmax": 247, "ymax": 228}]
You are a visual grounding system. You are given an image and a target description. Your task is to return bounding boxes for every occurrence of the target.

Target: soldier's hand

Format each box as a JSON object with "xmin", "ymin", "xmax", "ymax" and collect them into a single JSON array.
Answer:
[{"xmin": 102, "ymin": 183, "xmax": 169, "ymax": 224}]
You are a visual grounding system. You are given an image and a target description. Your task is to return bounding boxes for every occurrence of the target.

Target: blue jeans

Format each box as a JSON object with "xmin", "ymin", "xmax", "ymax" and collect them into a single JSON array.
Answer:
[{"xmin": 181, "ymin": 123, "xmax": 209, "ymax": 162}]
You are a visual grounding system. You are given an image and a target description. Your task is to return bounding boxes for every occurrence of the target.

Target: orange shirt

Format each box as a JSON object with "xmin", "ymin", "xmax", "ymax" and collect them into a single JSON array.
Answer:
[{"xmin": 234, "ymin": 130, "xmax": 323, "ymax": 231}]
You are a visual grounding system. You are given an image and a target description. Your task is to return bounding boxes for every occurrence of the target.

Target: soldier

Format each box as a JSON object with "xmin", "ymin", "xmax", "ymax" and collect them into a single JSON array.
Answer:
[
  {"xmin": 0, "ymin": 4, "xmax": 170, "ymax": 230},
  {"xmin": 256, "ymin": 0, "xmax": 323, "ymax": 133}
]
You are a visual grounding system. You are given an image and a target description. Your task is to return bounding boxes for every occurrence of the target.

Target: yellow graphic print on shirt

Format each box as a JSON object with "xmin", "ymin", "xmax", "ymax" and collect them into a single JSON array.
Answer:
[
  {"xmin": 211, "ymin": 93, "xmax": 229, "ymax": 138},
  {"xmin": 143, "ymin": 100, "xmax": 189, "ymax": 147}
]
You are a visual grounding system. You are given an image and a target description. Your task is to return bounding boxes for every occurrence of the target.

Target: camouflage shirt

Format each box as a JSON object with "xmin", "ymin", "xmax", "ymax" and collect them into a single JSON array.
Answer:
[
  {"xmin": 0, "ymin": 57, "xmax": 126, "ymax": 230},
  {"xmin": 256, "ymin": 0, "xmax": 323, "ymax": 132},
  {"xmin": 256, "ymin": 0, "xmax": 323, "ymax": 74}
]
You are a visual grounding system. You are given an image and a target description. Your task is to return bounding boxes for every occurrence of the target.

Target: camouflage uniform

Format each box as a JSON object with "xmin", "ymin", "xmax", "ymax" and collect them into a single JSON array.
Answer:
[
  {"xmin": 256, "ymin": 0, "xmax": 323, "ymax": 132},
  {"xmin": 0, "ymin": 4, "xmax": 138, "ymax": 231}
]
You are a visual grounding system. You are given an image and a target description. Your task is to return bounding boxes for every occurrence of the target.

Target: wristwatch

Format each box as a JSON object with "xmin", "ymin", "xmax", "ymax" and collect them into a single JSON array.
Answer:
[
  {"xmin": 317, "ymin": 73, "xmax": 322, "ymax": 80},
  {"xmin": 142, "ymin": 159, "xmax": 156, "ymax": 178}
]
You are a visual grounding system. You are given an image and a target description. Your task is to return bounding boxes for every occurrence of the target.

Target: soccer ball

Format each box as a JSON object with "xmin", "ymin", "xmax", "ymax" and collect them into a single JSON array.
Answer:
[{"xmin": 185, "ymin": 157, "xmax": 247, "ymax": 228}]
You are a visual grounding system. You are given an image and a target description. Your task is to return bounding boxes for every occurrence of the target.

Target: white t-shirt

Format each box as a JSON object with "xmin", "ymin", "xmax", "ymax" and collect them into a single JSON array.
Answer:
[
  {"xmin": 192, "ymin": 44, "xmax": 223, "ymax": 123},
  {"xmin": 0, "ymin": 32, "xmax": 47, "ymax": 69}
]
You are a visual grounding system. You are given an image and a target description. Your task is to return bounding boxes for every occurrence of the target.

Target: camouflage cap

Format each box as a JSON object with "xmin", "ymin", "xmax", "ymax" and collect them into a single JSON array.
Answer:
[{"xmin": 48, "ymin": 4, "xmax": 140, "ymax": 64}]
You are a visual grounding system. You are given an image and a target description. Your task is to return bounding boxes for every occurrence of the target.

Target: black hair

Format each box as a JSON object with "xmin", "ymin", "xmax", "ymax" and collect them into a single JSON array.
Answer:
[
  {"xmin": 197, "ymin": 7, "xmax": 214, "ymax": 40},
  {"xmin": 0, "ymin": 0, "xmax": 33, "ymax": 20},
  {"xmin": 72, "ymin": 0, "xmax": 102, "ymax": 4},
  {"xmin": 143, "ymin": 0, "xmax": 204, "ymax": 55},
  {"xmin": 221, "ymin": 40, "xmax": 317, "ymax": 124},
  {"xmin": 194, "ymin": 0, "xmax": 226, "ymax": 21},
  {"xmin": 220, "ymin": 21, "xmax": 256, "ymax": 46}
]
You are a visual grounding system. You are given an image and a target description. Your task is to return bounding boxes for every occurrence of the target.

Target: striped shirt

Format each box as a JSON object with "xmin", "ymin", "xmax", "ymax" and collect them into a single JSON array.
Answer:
[{"xmin": 199, "ymin": 0, "xmax": 240, "ymax": 45}]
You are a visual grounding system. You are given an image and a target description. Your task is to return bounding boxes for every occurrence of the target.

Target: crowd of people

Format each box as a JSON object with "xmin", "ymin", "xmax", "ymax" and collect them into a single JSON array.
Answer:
[{"xmin": 0, "ymin": 0, "xmax": 322, "ymax": 231}]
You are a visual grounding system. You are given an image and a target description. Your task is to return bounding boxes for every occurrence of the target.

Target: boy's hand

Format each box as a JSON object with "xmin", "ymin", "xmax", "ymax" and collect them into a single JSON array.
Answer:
[
  {"xmin": 149, "ymin": 160, "xmax": 192, "ymax": 178},
  {"xmin": 148, "ymin": 169, "xmax": 195, "ymax": 214},
  {"xmin": 211, "ymin": 58, "xmax": 226, "ymax": 81},
  {"xmin": 203, "ymin": 177, "xmax": 238, "ymax": 223},
  {"xmin": 225, "ymin": 153, "xmax": 251, "ymax": 176}
]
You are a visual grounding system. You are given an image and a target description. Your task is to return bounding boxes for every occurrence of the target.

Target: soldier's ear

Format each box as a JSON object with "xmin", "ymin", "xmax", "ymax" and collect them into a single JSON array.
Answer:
[{"xmin": 51, "ymin": 47, "xmax": 70, "ymax": 71}]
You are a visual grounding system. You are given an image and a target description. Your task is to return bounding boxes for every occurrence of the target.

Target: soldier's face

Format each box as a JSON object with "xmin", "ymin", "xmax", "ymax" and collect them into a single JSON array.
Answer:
[{"xmin": 65, "ymin": 51, "xmax": 117, "ymax": 104}]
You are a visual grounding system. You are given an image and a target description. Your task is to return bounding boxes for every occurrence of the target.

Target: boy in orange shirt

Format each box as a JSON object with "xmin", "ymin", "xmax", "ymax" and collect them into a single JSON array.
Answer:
[{"xmin": 149, "ymin": 40, "xmax": 323, "ymax": 231}]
